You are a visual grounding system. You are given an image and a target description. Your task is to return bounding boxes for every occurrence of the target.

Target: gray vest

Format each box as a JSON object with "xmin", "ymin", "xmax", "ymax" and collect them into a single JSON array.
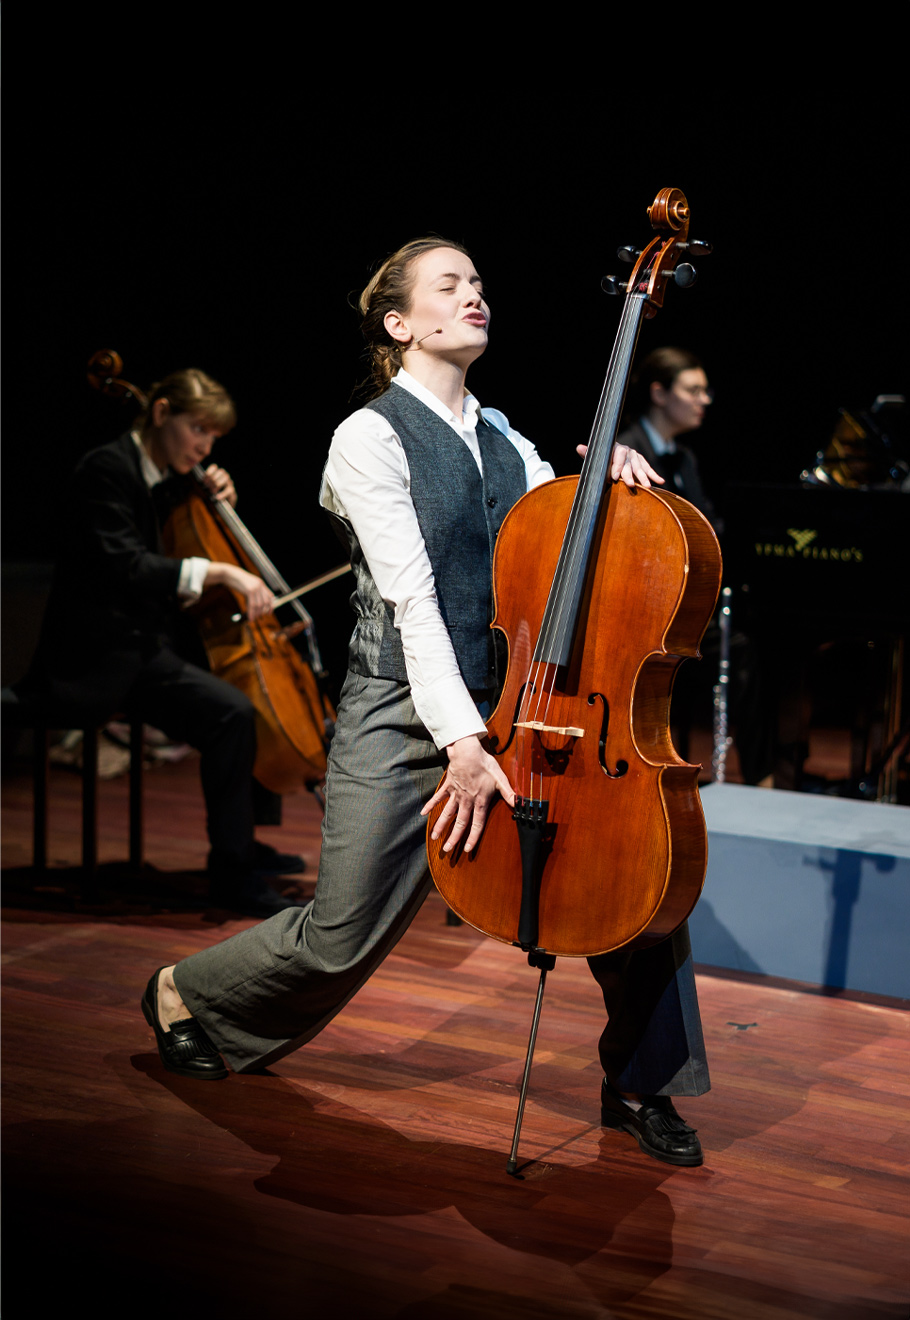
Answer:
[{"xmin": 334, "ymin": 386, "xmax": 529, "ymax": 690}]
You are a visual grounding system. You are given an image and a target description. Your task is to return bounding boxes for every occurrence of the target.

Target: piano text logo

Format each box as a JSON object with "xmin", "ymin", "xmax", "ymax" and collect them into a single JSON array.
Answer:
[{"xmin": 753, "ymin": 529, "xmax": 863, "ymax": 562}]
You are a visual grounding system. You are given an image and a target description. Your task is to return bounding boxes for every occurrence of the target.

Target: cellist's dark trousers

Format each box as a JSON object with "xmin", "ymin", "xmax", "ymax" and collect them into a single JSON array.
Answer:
[
  {"xmin": 588, "ymin": 929, "xmax": 709, "ymax": 1097},
  {"xmin": 126, "ymin": 646, "xmax": 257, "ymax": 872},
  {"xmin": 174, "ymin": 672, "xmax": 710, "ymax": 1097}
]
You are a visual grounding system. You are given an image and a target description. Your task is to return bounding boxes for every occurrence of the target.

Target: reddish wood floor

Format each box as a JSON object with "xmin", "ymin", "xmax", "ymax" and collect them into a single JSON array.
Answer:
[{"xmin": 2, "ymin": 754, "xmax": 909, "ymax": 1318}]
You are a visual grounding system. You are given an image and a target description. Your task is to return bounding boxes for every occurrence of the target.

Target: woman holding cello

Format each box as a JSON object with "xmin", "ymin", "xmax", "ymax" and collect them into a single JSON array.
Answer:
[
  {"xmin": 23, "ymin": 367, "xmax": 305, "ymax": 915},
  {"xmin": 144, "ymin": 237, "xmax": 709, "ymax": 1168}
]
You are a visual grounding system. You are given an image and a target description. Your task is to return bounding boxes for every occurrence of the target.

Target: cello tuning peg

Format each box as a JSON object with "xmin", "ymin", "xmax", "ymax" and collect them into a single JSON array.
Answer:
[
  {"xmin": 672, "ymin": 263, "xmax": 698, "ymax": 289},
  {"xmin": 601, "ymin": 274, "xmax": 627, "ymax": 295},
  {"xmin": 678, "ymin": 238, "xmax": 713, "ymax": 257},
  {"xmin": 616, "ymin": 246, "xmax": 641, "ymax": 264}
]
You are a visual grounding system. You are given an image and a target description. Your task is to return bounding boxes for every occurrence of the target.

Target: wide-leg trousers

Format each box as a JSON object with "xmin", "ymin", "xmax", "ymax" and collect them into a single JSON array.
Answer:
[{"xmin": 175, "ymin": 672, "xmax": 710, "ymax": 1096}]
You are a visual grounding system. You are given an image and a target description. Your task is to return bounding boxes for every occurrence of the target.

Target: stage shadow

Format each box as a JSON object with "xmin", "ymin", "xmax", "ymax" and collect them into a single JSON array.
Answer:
[{"xmin": 128, "ymin": 1051, "xmax": 677, "ymax": 1313}]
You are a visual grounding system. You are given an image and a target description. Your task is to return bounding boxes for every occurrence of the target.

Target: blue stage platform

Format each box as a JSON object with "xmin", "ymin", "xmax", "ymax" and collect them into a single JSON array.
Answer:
[{"xmin": 691, "ymin": 784, "xmax": 910, "ymax": 1000}]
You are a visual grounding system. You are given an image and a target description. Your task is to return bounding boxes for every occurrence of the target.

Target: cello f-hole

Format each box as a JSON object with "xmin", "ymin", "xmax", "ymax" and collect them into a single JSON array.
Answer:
[{"xmin": 588, "ymin": 691, "xmax": 629, "ymax": 779}]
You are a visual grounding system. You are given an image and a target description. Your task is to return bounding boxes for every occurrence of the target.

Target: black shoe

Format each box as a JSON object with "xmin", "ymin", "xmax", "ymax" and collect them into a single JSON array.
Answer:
[
  {"xmin": 209, "ymin": 870, "xmax": 300, "ymax": 917},
  {"xmin": 251, "ymin": 841, "xmax": 306, "ymax": 875},
  {"xmin": 600, "ymin": 1079, "xmax": 703, "ymax": 1166},
  {"xmin": 141, "ymin": 969, "xmax": 228, "ymax": 1080}
]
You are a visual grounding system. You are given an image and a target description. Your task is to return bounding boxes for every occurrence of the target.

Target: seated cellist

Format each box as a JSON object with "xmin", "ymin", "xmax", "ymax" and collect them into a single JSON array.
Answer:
[{"xmin": 14, "ymin": 368, "xmax": 304, "ymax": 915}]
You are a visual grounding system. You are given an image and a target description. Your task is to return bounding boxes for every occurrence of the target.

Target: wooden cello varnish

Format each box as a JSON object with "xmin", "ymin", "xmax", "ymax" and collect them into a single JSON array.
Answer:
[
  {"xmin": 162, "ymin": 488, "xmax": 334, "ymax": 794},
  {"xmin": 427, "ymin": 188, "xmax": 721, "ymax": 959}
]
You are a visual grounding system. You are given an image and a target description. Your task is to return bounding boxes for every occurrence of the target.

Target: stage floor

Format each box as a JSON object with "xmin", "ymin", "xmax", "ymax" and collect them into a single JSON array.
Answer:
[{"xmin": 2, "ymin": 755, "xmax": 908, "ymax": 1318}]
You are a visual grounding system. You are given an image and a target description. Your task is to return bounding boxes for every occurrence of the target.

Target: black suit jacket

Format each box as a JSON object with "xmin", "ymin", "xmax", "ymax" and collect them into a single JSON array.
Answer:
[
  {"xmin": 619, "ymin": 419, "xmax": 721, "ymax": 535},
  {"xmin": 26, "ymin": 433, "xmax": 185, "ymax": 710}
]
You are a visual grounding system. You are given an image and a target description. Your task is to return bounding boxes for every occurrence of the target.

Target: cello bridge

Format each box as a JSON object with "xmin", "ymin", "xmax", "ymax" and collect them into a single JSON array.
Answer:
[{"xmin": 514, "ymin": 721, "xmax": 584, "ymax": 738}]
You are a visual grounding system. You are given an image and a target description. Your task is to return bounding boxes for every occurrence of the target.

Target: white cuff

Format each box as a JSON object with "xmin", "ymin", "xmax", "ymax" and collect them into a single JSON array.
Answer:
[{"xmin": 177, "ymin": 557, "xmax": 210, "ymax": 601}]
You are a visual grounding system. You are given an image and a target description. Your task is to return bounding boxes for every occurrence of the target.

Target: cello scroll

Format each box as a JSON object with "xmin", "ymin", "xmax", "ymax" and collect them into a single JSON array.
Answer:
[{"xmin": 607, "ymin": 186, "xmax": 712, "ymax": 315}]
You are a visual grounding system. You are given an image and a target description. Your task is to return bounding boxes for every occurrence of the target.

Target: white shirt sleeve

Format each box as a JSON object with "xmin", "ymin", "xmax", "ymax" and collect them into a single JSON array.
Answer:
[
  {"xmin": 481, "ymin": 408, "xmax": 555, "ymax": 491},
  {"xmin": 320, "ymin": 393, "xmax": 554, "ymax": 749},
  {"xmin": 177, "ymin": 557, "xmax": 210, "ymax": 601}
]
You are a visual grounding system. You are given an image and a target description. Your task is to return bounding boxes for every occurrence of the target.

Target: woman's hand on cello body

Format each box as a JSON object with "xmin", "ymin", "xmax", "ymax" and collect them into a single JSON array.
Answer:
[
  {"xmin": 575, "ymin": 444, "xmax": 664, "ymax": 488},
  {"xmin": 421, "ymin": 734, "xmax": 517, "ymax": 855},
  {"xmin": 200, "ymin": 463, "xmax": 238, "ymax": 507},
  {"xmin": 203, "ymin": 562, "xmax": 274, "ymax": 621}
]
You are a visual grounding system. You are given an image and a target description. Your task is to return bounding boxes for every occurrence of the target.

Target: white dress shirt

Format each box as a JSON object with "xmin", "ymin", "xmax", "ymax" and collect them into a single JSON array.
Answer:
[
  {"xmin": 320, "ymin": 370, "xmax": 555, "ymax": 749},
  {"xmin": 639, "ymin": 415, "xmax": 676, "ymax": 456}
]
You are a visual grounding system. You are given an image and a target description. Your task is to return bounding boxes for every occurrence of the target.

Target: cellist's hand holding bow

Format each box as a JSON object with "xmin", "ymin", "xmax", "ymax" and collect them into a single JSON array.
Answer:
[
  {"xmin": 575, "ymin": 444, "xmax": 664, "ymax": 488},
  {"xmin": 422, "ymin": 735, "xmax": 517, "ymax": 855},
  {"xmin": 202, "ymin": 562, "xmax": 274, "ymax": 621}
]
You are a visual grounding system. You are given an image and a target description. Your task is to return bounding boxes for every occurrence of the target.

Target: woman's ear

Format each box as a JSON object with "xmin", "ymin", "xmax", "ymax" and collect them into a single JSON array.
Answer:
[
  {"xmin": 384, "ymin": 309, "xmax": 412, "ymax": 348},
  {"xmin": 151, "ymin": 397, "xmax": 171, "ymax": 427}
]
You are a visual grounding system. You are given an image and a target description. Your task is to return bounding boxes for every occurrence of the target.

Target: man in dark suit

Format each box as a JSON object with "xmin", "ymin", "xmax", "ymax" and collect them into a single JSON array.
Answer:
[
  {"xmin": 620, "ymin": 348, "xmax": 773, "ymax": 784},
  {"xmin": 617, "ymin": 347, "xmax": 720, "ymax": 533},
  {"xmin": 16, "ymin": 368, "xmax": 302, "ymax": 914}
]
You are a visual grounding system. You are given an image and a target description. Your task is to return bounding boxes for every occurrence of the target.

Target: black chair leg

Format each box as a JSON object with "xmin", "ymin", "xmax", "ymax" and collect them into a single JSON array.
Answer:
[
  {"xmin": 25, "ymin": 716, "xmax": 146, "ymax": 896},
  {"xmin": 128, "ymin": 718, "xmax": 144, "ymax": 873},
  {"xmin": 32, "ymin": 727, "xmax": 49, "ymax": 871},
  {"xmin": 81, "ymin": 725, "xmax": 100, "ymax": 900}
]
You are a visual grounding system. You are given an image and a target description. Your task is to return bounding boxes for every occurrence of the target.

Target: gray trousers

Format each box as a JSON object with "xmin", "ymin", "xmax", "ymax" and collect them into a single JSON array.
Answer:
[{"xmin": 175, "ymin": 673, "xmax": 710, "ymax": 1096}]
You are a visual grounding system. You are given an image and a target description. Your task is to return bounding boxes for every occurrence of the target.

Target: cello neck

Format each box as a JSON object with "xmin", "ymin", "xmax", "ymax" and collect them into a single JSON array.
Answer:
[
  {"xmin": 533, "ymin": 187, "xmax": 705, "ymax": 672},
  {"xmin": 534, "ymin": 291, "xmax": 648, "ymax": 669},
  {"xmin": 190, "ymin": 465, "xmax": 326, "ymax": 675},
  {"xmin": 190, "ymin": 464, "xmax": 307, "ymax": 614}
]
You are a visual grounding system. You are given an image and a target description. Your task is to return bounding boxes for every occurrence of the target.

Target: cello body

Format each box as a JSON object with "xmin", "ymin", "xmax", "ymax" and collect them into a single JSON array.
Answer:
[
  {"xmin": 162, "ymin": 488, "xmax": 333, "ymax": 794},
  {"xmin": 428, "ymin": 478, "xmax": 721, "ymax": 955},
  {"xmin": 427, "ymin": 187, "xmax": 721, "ymax": 959}
]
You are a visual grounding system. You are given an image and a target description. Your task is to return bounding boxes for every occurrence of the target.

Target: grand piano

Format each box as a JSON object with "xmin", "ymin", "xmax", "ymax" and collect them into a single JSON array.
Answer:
[{"xmin": 720, "ymin": 400, "xmax": 908, "ymax": 803}]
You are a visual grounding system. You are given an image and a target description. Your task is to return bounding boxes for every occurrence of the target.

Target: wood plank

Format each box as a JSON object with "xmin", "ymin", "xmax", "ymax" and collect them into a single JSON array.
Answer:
[{"xmin": 2, "ymin": 755, "xmax": 909, "ymax": 1318}]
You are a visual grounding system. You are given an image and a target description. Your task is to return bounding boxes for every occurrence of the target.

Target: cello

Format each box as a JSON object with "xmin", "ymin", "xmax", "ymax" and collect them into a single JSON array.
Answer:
[
  {"xmin": 87, "ymin": 350, "xmax": 342, "ymax": 796},
  {"xmin": 425, "ymin": 189, "xmax": 721, "ymax": 1167}
]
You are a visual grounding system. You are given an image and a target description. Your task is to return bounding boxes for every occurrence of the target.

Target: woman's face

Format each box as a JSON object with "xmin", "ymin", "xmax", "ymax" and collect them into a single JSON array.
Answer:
[
  {"xmin": 651, "ymin": 368, "xmax": 712, "ymax": 436},
  {"xmin": 387, "ymin": 247, "xmax": 490, "ymax": 364},
  {"xmin": 148, "ymin": 404, "xmax": 223, "ymax": 474}
]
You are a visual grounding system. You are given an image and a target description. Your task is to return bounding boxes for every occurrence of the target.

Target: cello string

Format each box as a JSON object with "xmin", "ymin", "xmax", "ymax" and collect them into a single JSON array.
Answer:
[
  {"xmin": 530, "ymin": 301, "xmax": 644, "ymax": 706},
  {"xmin": 193, "ymin": 466, "xmax": 316, "ymax": 630},
  {"xmin": 519, "ymin": 284, "xmax": 651, "ymax": 805},
  {"xmin": 535, "ymin": 295, "xmax": 647, "ymax": 669},
  {"xmin": 192, "ymin": 466, "xmax": 328, "ymax": 676}
]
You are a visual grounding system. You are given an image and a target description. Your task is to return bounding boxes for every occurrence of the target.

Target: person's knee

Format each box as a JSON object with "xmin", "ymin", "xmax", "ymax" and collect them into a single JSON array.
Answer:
[
  {"xmin": 219, "ymin": 686, "xmax": 256, "ymax": 740},
  {"xmin": 191, "ymin": 681, "xmax": 256, "ymax": 756}
]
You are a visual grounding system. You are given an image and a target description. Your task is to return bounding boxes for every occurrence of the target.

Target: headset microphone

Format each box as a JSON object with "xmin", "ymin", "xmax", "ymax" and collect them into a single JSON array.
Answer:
[{"xmin": 407, "ymin": 328, "xmax": 443, "ymax": 349}]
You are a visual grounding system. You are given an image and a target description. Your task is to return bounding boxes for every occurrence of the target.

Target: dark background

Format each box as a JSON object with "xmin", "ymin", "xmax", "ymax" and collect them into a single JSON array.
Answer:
[{"xmin": 4, "ymin": 22, "xmax": 906, "ymax": 700}]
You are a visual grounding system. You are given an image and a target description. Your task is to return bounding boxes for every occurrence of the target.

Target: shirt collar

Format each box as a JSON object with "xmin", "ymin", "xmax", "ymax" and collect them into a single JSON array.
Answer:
[
  {"xmin": 392, "ymin": 368, "xmax": 483, "ymax": 435},
  {"xmin": 639, "ymin": 415, "xmax": 676, "ymax": 456},
  {"xmin": 131, "ymin": 430, "xmax": 167, "ymax": 489}
]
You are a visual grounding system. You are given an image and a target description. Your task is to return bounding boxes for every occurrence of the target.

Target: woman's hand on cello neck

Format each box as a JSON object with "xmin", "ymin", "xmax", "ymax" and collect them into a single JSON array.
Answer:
[
  {"xmin": 200, "ymin": 463, "xmax": 238, "ymax": 507},
  {"xmin": 422, "ymin": 735, "xmax": 517, "ymax": 856},
  {"xmin": 576, "ymin": 443, "xmax": 665, "ymax": 489}
]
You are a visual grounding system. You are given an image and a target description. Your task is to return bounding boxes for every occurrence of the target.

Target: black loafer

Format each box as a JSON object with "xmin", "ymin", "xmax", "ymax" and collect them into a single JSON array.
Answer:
[
  {"xmin": 209, "ymin": 872, "xmax": 301, "ymax": 917},
  {"xmin": 251, "ymin": 841, "xmax": 306, "ymax": 875},
  {"xmin": 601, "ymin": 1079, "xmax": 703, "ymax": 1166},
  {"xmin": 141, "ymin": 969, "xmax": 228, "ymax": 1080}
]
